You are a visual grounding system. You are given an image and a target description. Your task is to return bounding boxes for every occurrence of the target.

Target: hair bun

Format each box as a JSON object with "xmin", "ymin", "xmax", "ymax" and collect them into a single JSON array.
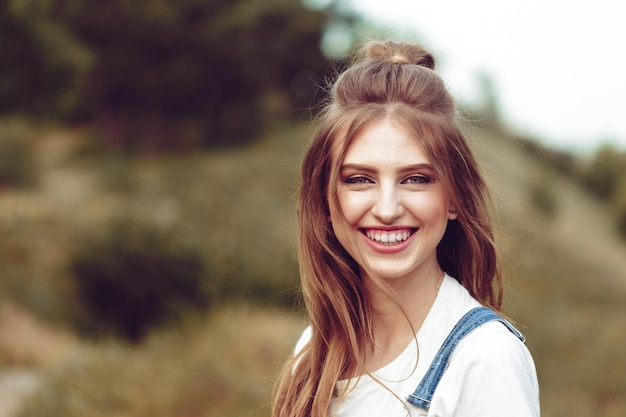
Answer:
[{"xmin": 360, "ymin": 40, "xmax": 435, "ymax": 70}]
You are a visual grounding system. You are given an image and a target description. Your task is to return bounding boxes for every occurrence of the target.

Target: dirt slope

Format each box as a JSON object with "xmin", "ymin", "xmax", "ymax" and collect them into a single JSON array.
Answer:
[
  {"xmin": 470, "ymin": 122, "xmax": 626, "ymax": 290},
  {"xmin": 469, "ymin": 121, "xmax": 626, "ymax": 416}
]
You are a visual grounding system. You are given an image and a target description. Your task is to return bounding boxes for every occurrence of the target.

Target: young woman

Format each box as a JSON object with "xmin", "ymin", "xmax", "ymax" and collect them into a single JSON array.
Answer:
[{"xmin": 273, "ymin": 40, "xmax": 540, "ymax": 417}]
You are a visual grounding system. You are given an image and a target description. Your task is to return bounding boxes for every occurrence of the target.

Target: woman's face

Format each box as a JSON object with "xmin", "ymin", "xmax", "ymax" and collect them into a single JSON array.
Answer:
[{"xmin": 330, "ymin": 117, "xmax": 457, "ymax": 283}]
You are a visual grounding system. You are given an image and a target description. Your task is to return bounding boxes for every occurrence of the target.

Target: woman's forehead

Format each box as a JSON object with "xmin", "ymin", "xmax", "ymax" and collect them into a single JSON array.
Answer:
[
  {"xmin": 330, "ymin": 113, "xmax": 433, "ymax": 163},
  {"xmin": 340, "ymin": 118, "xmax": 430, "ymax": 166}
]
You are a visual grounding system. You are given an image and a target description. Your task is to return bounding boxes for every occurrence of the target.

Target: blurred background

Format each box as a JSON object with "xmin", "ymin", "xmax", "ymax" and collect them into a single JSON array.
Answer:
[{"xmin": 0, "ymin": 1, "xmax": 625, "ymax": 416}]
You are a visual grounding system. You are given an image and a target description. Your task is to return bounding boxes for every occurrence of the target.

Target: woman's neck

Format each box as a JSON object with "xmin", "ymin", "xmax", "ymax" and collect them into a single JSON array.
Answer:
[{"xmin": 360, "ymin": 267, "xmax": 444, "ymax": 372}]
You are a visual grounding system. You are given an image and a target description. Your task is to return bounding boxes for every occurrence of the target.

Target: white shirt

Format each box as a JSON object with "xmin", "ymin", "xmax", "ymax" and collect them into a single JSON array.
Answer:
[{"xmin": 294, "ymin": 275, "xmax": 540, "ymax": 416}]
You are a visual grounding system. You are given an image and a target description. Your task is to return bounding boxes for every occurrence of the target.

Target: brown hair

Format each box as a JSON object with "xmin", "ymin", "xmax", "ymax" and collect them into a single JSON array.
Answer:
[{"xmin": 273, "ymin": 40, "xmax": 502, "ymax": 417}]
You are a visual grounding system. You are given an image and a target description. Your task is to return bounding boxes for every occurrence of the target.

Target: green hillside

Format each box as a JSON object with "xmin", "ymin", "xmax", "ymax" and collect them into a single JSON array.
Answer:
[{"xmin": 1, "ymin": 120, "xmax": 625, "ymax": 417}]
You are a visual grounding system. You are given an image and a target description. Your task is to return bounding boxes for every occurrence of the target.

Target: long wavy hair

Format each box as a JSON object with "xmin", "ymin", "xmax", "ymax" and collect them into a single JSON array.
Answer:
[{"xmin": 272, "ymin": 40, "xmax": 503, "ymax": 417}]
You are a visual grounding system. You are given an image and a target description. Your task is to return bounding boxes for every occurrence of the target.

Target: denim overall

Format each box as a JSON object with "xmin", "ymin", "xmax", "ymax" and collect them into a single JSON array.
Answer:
[{"xmin": 406, "ymin": 307, "xmax": 526, "ymax": 411}]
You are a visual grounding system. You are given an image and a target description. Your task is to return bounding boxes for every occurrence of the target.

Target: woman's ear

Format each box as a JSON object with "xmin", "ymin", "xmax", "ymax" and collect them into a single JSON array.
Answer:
[{"xmin": 447, "ymin": 205, "xmax": 458, "ymax": 220}]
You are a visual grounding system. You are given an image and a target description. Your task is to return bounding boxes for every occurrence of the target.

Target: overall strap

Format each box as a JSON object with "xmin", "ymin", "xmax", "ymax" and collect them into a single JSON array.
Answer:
[{"xmin": 406, "ymin": 307, "xmax": 525, "ymax": 410}]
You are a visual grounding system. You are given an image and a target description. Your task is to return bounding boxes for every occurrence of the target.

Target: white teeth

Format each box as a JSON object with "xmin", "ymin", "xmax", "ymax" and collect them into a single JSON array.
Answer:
[{"xmin": 366, "ymin": 230, "xmax": 412, "ymax": 244}]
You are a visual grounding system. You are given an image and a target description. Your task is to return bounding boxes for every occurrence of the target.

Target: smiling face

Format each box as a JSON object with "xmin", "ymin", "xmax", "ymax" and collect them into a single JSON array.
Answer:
[{"xmin": 329, "ymin": 117, "xmax": 457, "ymax": 284}]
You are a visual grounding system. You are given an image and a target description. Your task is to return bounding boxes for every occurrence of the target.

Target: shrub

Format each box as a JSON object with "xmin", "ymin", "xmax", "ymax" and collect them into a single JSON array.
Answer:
[
  {"xmin": 528, "ymin": 173, "xmax": 557, "ymax": 218},
  {"xmin": 581, "ymin": 146, "xmax": 625, "ymax": 200},
  {"xmin": 70, "ymin": 220, "xmax": 210, "ymax": 342},
  {"xmin": 0, "ymin": 120, "xmax": 37, "ymax": 188},
  {"xmin": 612, "ymin": 177, "xmax": 626, "ymax": 240}
]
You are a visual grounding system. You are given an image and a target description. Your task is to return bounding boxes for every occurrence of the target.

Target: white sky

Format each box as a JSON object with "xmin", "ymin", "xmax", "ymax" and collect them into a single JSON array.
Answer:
[{"xmin": 335, "ymin": 0, "xmax": 626, "ymax": 152}]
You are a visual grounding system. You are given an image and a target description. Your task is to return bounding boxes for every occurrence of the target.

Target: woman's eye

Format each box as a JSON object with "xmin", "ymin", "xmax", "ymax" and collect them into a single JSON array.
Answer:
[
  {"xmin": 403, "ymin": 175, "xmax": 431, "ymax": 185},
  {"xmin": 344, "ymin": 176, "xmax": 373, "ymax": 185}
]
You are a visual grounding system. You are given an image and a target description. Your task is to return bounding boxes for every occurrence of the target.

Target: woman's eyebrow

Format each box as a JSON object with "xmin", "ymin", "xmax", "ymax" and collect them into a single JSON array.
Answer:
[
  {"xmin": 397, "ymin": 163, "xmax": 435, "ymax": 173},
  {"xmin": 339, "ymin": 163, "xmax": 376, "ymax": 174},
  {"xmin": 340, "ymin": 163, "xmax": 434, "ymax": 173}
]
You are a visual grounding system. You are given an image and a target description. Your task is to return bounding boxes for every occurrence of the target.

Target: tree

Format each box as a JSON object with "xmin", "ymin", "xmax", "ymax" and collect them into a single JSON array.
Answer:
[
  {"xmin": 0, "ymin": 1, "xmax": 91, "ymax": 118},
  {"xmin": 46, "ymin": 0, "xmax": 331, "ymax": 149}
]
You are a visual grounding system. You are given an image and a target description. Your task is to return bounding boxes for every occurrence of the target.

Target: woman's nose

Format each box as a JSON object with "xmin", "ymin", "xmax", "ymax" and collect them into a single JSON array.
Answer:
[{"xmin": 371, "ymin": 184, "xmax": 404, "ymax": 223}]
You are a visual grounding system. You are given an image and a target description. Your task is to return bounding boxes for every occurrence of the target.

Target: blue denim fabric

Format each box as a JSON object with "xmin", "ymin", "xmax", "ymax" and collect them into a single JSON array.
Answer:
[{"xmin": 406, "ymin": 307, "xmax": 525, "ymax": 410}]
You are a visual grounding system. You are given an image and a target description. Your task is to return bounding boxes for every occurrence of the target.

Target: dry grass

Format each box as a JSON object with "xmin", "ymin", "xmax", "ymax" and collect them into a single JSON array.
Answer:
[
  {"xmin": 18, "ymin": 306, "xmax": 306, "ymax": 417},
  {"xmin": 0, "ymin": 301, "xmax": 76, "ymax": 369}
]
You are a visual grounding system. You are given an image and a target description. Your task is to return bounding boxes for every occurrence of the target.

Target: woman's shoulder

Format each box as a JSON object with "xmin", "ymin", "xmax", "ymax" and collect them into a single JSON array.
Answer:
[
  {"xmin": 431, "ymin": 320, "xmax": 540, "ymax": 416},
  {"xmin": 436, "ymin": 276, "xmax": 538, "ymax": 384},
  {"xmin": 294, "ymin": 325, "xmax": 312, "ymax": 355},
  {"xmin": 444, "ymin": 318, "xmax": 538, "ymax": 397}
]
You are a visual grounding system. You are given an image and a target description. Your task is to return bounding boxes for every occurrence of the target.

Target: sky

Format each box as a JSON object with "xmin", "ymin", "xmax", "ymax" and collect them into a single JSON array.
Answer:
[{"xmin": 318, "ymin": 0, "xmax": 626, "ymax": 153}]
